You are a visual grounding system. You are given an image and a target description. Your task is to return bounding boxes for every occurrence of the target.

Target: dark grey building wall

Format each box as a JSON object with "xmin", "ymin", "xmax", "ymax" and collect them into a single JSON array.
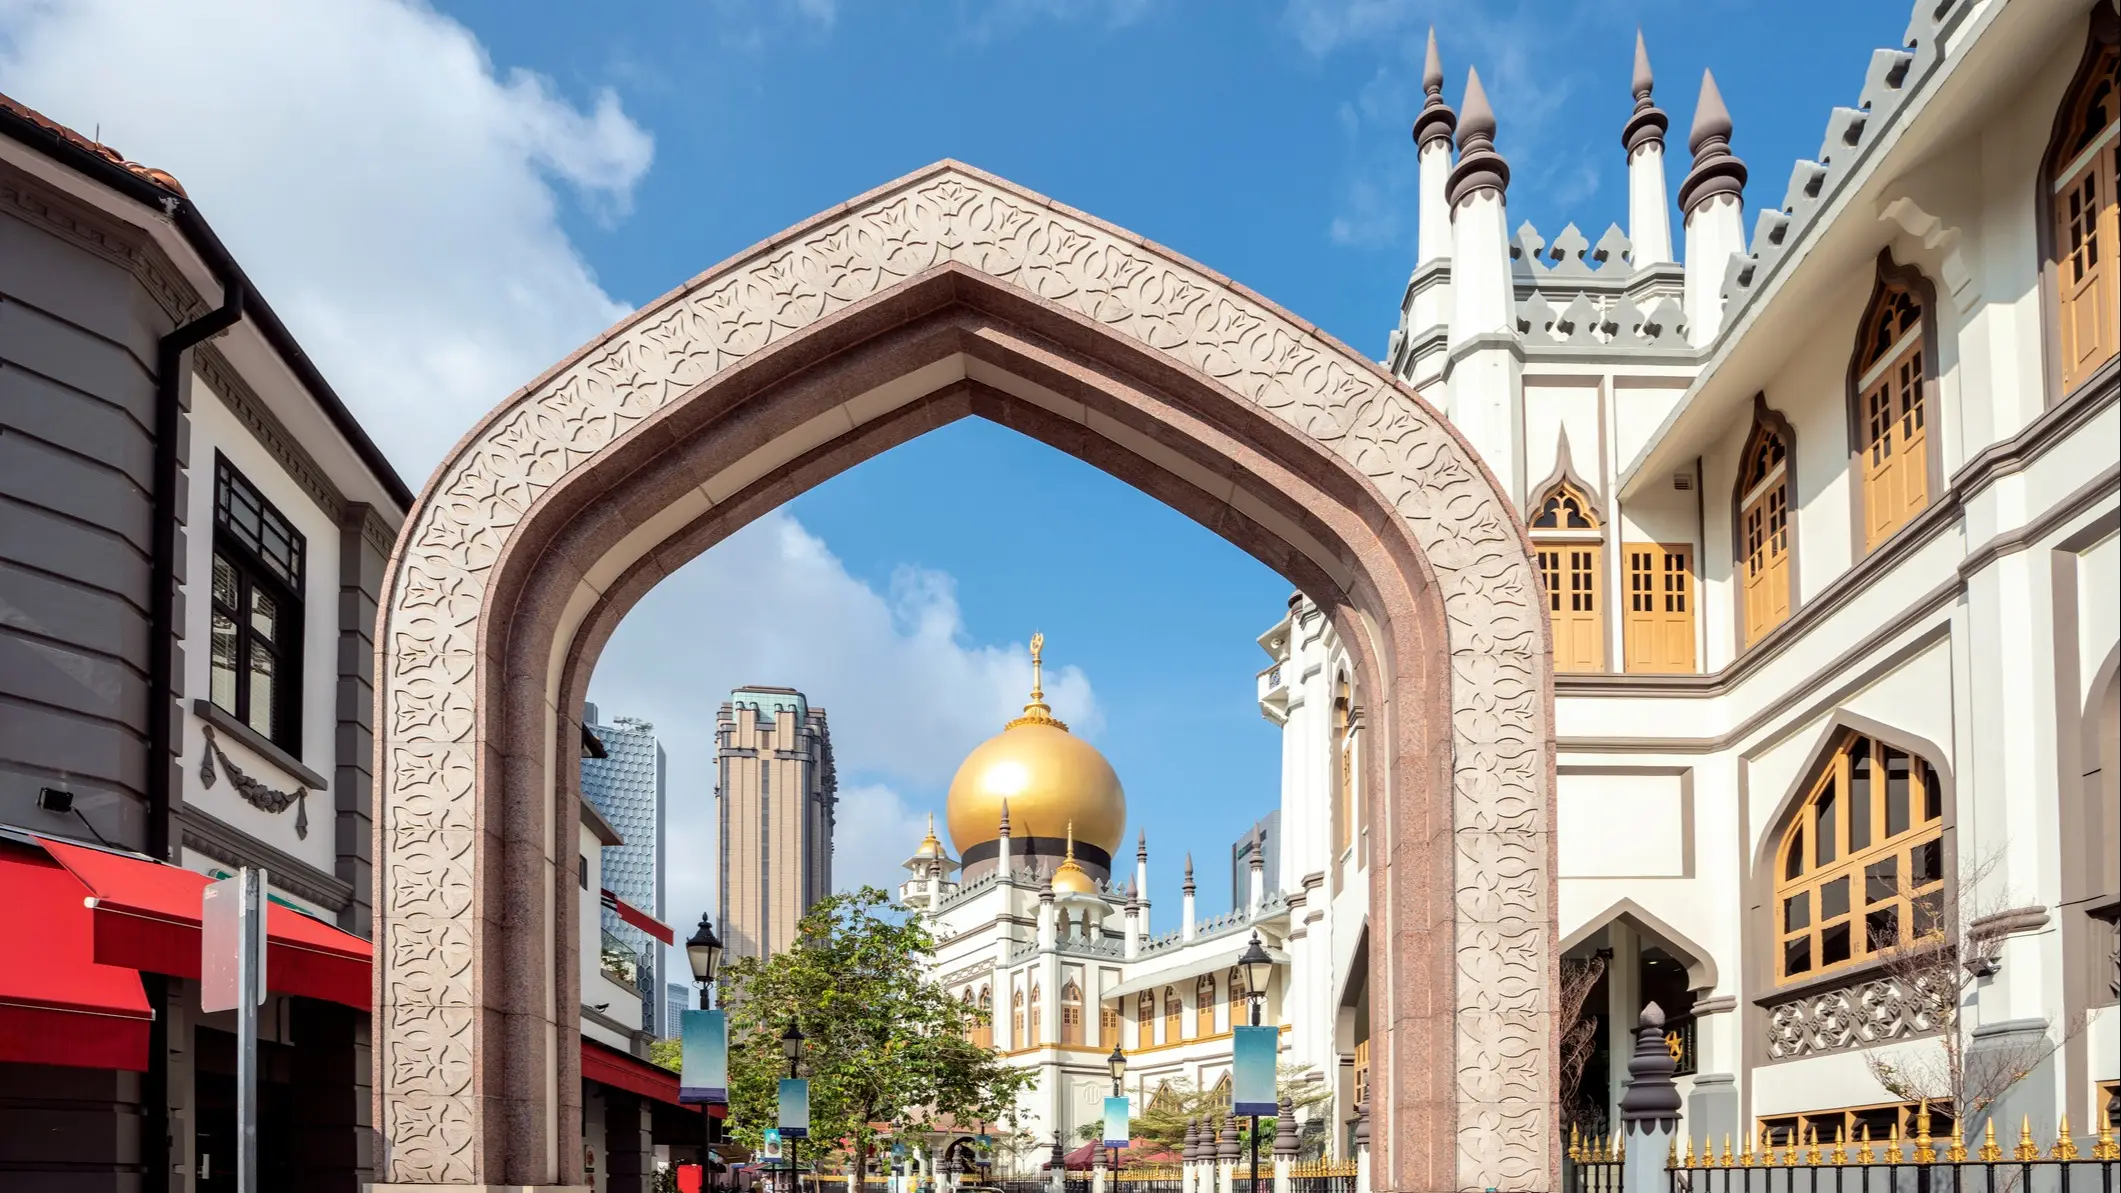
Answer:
[{"xmin": 0, "ymin": 164, "xmax": 187, "ymax": 856}]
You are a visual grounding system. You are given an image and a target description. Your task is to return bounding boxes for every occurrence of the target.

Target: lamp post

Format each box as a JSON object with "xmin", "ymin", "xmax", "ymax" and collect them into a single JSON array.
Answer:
[
  {"xmin": 783, "ymin": 1020, "xmax": 807, "ymax": 1193},
  {"xmin": 1106, "ymin": 1044, "xmax": 1127, "ymax": 1177},
  {"xmin": 689, "ymin": 917, "xmax": 725, "ymax": 1189},
  {"xmin": 1237, "ymin": 933, "xmax": 1274, "ymax": 1193}
]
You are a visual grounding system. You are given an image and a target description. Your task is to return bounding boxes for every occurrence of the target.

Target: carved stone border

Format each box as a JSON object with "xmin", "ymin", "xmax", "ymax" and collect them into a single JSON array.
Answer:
[{"xmin": 373, "ymin": 164, "xmax": 1553, "ymax": 1188}]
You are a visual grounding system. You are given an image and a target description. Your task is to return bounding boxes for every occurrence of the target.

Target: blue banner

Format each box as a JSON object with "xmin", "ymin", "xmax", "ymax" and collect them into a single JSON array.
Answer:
[
  {"xmin": 678, "ymin": 1009, "xmax": 727, "ymax": 1104},
  {"xmin": 1232, "ymin": 1025, "xmax": 1277, "ymax": 1116},
  {"xmin": 778, "ymin": 1077, "xmax": 811, "ymax": 1138},
  {"xmin": 1102, "ymin": 1096, "xmax": 1130, "ymax": 1148}
]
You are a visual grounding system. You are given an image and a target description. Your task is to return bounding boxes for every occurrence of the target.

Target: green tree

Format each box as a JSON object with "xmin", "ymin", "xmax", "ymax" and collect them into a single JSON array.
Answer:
[{"xmin": 719, "ymin": 887, "xmax": 1035, "ymax": 1179}]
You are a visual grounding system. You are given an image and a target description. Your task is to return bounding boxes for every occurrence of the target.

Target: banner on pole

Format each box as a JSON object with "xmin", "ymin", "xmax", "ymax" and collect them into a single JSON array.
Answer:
[
  {"xmin": 678, "ymin": 1009, "xmax": 728, "ymax": 1104},
  {"xmin": 778, "ymin": 1078, "xmax": 811, "ymax": 1138},
  {"xmin": 1231, "ymin": 1025, "xmax": 1277, "ymax": 1116},
  {"xmin": 762, "ymin": 1128, "xmax": 785, "ymax": 1162},
  {"xmin": 1102, "ymin": 1096, "xmax": 1130, "ymax": 1148}
]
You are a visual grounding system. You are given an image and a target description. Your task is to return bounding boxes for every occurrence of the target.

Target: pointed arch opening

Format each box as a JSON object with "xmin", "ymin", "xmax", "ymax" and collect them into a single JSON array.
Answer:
[
  {"xmin": 371, "ymin": 163, "xmax": 1553, "ymax": 1191},
  {"xmin": 1530, "ymin": 478, "xmax": 1605, "ymax": 672},
  {"xmin": 1061, "ymin": 979, "xmax": 1084, "ymax": 1046},
  {"xmin": 2041, "ymin": 10, "xmax": 2119, "ymax": 397},
  {"xmin": 1194, "ymin": 972, "xmax": 1218, "ymax": 1038},
  {"xmin": 1733, "ymin": 397, "xmax": 1796, "ymax": 649},
  {"xmin": 1846, "ymin": 251, "xmax": 1939, "ymax": 553}
]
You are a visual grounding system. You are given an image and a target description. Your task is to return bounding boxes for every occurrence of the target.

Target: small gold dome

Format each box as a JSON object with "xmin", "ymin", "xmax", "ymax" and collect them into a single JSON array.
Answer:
[
  {"xmin": 911, "ymin": 813, "xmax": 948, "ymax": 860},
  {"xmin": 1051, "ymin": 823, "xmax": 1098, "ymax": 896},
  {"xmin": 946, "ymin": 633, "xmax": 1126, "ymax": 860}
]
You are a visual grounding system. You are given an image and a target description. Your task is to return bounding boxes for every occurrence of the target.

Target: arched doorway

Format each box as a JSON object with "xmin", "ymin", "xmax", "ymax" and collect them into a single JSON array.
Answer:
[{"xmin": 371, "ymin": 163, "xmax": 1555, "ymax": 1190}]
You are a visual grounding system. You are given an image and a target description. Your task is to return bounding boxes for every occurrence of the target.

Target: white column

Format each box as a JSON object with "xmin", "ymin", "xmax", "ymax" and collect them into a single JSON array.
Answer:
[
  {"xmin": 1624, "ymin": 32, "xmax": 1674, "ymax": 267},
  {"xmin": 998, "ymin": 803, "xmax": 1014, "ymax": 880},
  {"xmin": 1441, "ymin": 67, "xmax": 1525, "ymax": 506},
  {"xmin": 1181, "ymin": 857, "xmax": 1197, "ymax": 941},
  {"xmin": 1134, "ymin": 832, "xmax": 1150, "ymax": 937}
]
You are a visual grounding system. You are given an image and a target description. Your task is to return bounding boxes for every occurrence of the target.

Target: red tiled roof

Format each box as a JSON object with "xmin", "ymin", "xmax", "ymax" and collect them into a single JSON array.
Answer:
[{"xmin": 0, "ymin": 89, "xmax": 185, "ymax": 197}]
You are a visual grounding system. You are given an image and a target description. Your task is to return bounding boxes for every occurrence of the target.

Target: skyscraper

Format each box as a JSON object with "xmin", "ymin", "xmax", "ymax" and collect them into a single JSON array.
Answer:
[
  {"xmin": 716, "ymin": 687, "xmax": 836, "ymax": 959},
  {"xmin": 581, "ymin": 704, "xmax": 667, "ymax": 1030}
]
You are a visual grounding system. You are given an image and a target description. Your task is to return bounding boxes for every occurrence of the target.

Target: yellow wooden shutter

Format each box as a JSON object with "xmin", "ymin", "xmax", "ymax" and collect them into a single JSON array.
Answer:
[
  {"xmin": 2058, "ymin": 137, "xmax": 2118, "ymax": 391},
  {"xmin": 1743, "ymin": 477, "xmax": 1791, "ymax": 646},
  {"xmin": 1625, "ymin": 544, "xmax": 1695, "ymax": 673}
]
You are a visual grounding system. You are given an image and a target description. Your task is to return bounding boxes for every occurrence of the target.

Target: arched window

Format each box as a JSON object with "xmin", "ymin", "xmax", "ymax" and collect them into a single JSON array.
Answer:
[
  {"xmin": 1162, "ymin": 986, "xmax": 1184, "ymax": 1044},
  {"xmin": 976, "ymin": 986, "xmax": 993, "ymax": 1049},
  {"xmin": 1138, "ymin": 989, "xmax": 1156, "ymax": 1043},
  {"xmin": 1061, "ymin": 980, "xmax": 1084, "ymax": 1045},
  {"xmin": 1774, "ymin": 731, "xmax": 1946, "ymax": 984},
  {"xmin": 1029, "ymin": 983, "xmax": 1043, "ymax": 1045},
  {"xmin": 1531, "ymin": 480, "xmax": 1604, "ymax": 671},
  {"xmin": 2045, "ymin": 25, "xmax": 2118, "ymax": 394},
  {"xmin": 1333, "ymin": 674, "xmax": 1354, "ymax": 858},
  {"xmin": 1850, "ymin": 262, "xmax": 1933, "ymax": 549},
  {"xmin": 1101, "ymin": 1000, "xmax": 1120, "ymax": 1043},
  {"xmin": 1195, "ymin": 973, "xmax": 1217, "ymax": 1037},
  {"xmin": 1737, "ymin": 414, "xmax": 1793, "ymax": 646},
  {"xmin": 1227, "ymin": 966, "xmax": 1247, "ymax": 1025},
  {"xmin": 1012, "ymin": 988, "xmax": 1025, "ymax": 1045}
]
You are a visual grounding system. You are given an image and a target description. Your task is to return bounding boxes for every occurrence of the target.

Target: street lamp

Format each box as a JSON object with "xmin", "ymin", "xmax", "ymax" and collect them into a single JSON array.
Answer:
[
  {"xmin": 1106, "ymin": 1044, "xmax": 1127, "ymax": 1177},
  {"xmin": 687, "ymin": 916, "xmax": 724, "ymax": 1188},
  {"xmin": 782, "ymin": 1020, "xmax": 806, "ymax": 1193},
  {"xmin": 1236, "ymin": 932, "xmax": 1273, "ymax": 1193}
]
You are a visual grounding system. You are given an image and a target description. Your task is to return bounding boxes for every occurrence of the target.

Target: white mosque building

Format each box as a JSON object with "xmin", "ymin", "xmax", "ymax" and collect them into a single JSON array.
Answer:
[{"xmin": 907, "ymin": 0, "xmax": 2119, "ymax": 1166}]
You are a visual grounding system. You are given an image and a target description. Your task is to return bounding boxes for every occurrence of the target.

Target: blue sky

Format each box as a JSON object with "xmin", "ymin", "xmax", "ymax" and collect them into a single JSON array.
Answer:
[{"xmin": 5, "ymin": 0, "xmax": 1915, "ymax": 944}]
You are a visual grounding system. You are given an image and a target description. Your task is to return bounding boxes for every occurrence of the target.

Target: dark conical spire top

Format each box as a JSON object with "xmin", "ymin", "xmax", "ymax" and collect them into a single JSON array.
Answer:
[
  {"xmin": 1623, "ymin": 30, "xmax": 1669, "ymax": 154},
  {"xmin": 1618, "ymin": 1002, "xmax": 1683, "ymax": 1124},
  {"xmin": 1677, "ymin": 68, "xmax": 1746, "ymax": 213},
  {"xmin": 1137, "ymin": 828, "xmax": 1147, "ymax": 861},
  {"xmin": 1445, "ymin": 66, "xmax": 1509, "ymax": 207},
  {"xmin": 1412, "ymin": 27, "xmax": 1457, "ymax": 149},
  {"xmin": 1182, "ymin": 853, "xmax": 1195, "ymax": 894}
]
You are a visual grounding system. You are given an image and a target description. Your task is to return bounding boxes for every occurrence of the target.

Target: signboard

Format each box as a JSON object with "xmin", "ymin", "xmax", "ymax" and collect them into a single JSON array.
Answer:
[
  {"xmin": 1231, "ymin": 1025, "xmax": 1277, "ymax": 1116},
  {"xmin": 1102, "ymin": 1096, "xmax": 1131, "ymax": 1148},
  {"xmin": 761, "ymin": 1128, "xmax": 785, "ymax": 1163},
  {"xmin": 201, "ymin": 872, "xmax": 266, "ymax": 1012},
  {"xmin": 678, "ymin": 1009, "xmax": 728, "ymax": 1104},
  {"xmin": 778, "ymin": 1077, "xmax": 811, "ymax": 1138}
]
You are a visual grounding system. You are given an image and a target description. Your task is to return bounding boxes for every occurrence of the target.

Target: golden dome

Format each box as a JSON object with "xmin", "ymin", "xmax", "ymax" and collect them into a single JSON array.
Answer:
[
  {"xmin": 909, "ymin": 813, "xmax": 948, "ymax": 861},
  {"xmin": 1051, "ymin": 824, "xmax": 1098, "ymax": 896},
  {"xmin": 946, "ymin": 633, "xmax": 1126, "ymax": 861}
]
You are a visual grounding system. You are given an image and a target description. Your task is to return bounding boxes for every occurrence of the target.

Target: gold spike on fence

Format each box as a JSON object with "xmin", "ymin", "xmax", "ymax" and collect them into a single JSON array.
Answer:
[
  {"xmin": 1947, "ymin": 1120, "xmax": 1967, "ymax": 1164},
  {"xmin": 1857, "ymin": 1125, "xmax": 1875, "ymax": 1166},
  {"xmin": 2016, "ymin": 1116, "xmax": 2041, "ymax": 1162},
  {"xmin": 1569, "ymin": 1125, "xmax": 1582, "ymax": 1163},
  {"xmin": 1886, "ymin": 1124, "xmax": 1904, "ymax": 1166},
  {"xmin": 1979, "ymin": 1120, "xmax": 2003, "ymax": 1163},
  {"xmin": 1803, "ymin": 1127, "xmax": 1823, "ymax": 1167},
  {"xmin": 1914, "ymin": 1104, "xmax": 1937, "ymax": 1165},
  {"xmin": 2094, "ymin": 1117, "xmax": 2121, "ymax": 1162},
  {"xmin": 1614, "ymin": 1131, "xmax": 1626, "ymax": 1164},
  {"xmin": 1721, "ymin": 1135, "xmax": 1734, "ymax": 1168},
  {"xmin": 1739, "ymin": 1133, "xmax": 1755, "ymax": 1168},
  {"xmin": 2052, "ymin": 1114, "xmax": 2080, "ymax": 1162}
]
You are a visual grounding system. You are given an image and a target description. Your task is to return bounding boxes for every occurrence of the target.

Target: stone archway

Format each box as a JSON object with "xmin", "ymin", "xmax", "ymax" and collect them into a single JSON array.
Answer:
[{"xmin": 372, "ymin": 163, "xmax": 1555, "ymax": 1192}]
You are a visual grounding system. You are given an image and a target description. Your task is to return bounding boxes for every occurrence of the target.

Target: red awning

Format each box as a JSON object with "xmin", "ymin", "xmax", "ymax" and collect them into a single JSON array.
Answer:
[
  {"xmin": 35, "ymin": 837, "xmax": 372, "ymax": 1012},
  {"xmin": 0, "ymin": 841, "xmax": 154, "ymax": 1071},
  {"xmin": 582, "ymin": 1036, "xmax": 702, "ymax": 1111},
  {"xmin": 601, "ymin": 888, "xmax": 674, "ymax": 945}
]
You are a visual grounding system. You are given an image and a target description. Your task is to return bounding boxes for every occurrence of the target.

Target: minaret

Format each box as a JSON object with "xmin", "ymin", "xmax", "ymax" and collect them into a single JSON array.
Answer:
[
  {"xmin": 1123, "ymin": 882, "xmax": 1141, "ymax": 959},
  {"xmin": 1678, "ymin": 69, "xmax": 1749, "ymax": 346},
  {"xmin": 997, "ymin": 798, "xmax": 1014, "ymax": 880},
  {"xmin": 1412, "ymin": 28, "xmax": 1457, "ymax": 266},
  {"xmin": 1037, "ymin": 878, "xmax": 1057, "ymax": 950},
  {"xmin": 1181, "ymin": 853, "xmax": 1198, "ymax": 941},
  {"xmin": 1134, "ymin": 830, "xmax": 1150, "ymax": 935},
  {"xmin": 1443, "ymin": 66, "xmax": 1525, "ymax": 504},
  {"xmin": 1623, "ymin": 31, "xmax": 1674, "ymax": 266}
]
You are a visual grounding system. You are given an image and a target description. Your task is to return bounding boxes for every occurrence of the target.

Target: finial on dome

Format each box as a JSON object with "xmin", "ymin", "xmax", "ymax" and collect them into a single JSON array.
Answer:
[
  {"xmin": 1007, "ymin": 631, "xmax": 1069, "ymax": 731},
  {"xmin": 1066, "ymin": 821, "xmax": 1076, "ymax": 861},
  {"xmin": 1623, "ymin": 31, "xmax": 1669, "ymax": 154},
  {"xmin": 1412, "ymin": 28, "xmax": 1458, "ymax": 149},
  {"xmin": 1677, "ymin": 69, "xmax": 1746, "ymax": 213},
  {"xmin": 1446, "ymin": 67, "xmax": 1509, "ymax": 207}
]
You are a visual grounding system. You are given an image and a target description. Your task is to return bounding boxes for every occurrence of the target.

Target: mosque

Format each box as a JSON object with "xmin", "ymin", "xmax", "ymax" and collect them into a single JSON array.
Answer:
[{"xmin": 904, "ymin": 0, "xmax": 2121, "ymax": 1167}]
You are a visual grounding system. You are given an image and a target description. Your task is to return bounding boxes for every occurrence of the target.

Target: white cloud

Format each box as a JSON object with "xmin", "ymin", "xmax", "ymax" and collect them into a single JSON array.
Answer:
[
  {"xmin": 0, "ymin": 0, "xmax": 653, "ymax": 484},
  {"xmin": 585, "ymin": 511, "xmax": 1101, "ymax": 966}
]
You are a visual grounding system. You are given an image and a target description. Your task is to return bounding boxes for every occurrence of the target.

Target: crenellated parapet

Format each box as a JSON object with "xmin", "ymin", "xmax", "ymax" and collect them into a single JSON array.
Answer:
[{"xmin": 1710, "ymin": 0, "xmax": 1979, "ymax": 337}]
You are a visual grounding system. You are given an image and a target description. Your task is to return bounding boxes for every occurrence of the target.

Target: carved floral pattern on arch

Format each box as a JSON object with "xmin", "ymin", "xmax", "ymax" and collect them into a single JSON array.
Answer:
[{"xmin": 373, "ymin": 165, "xmax": 1552, "ymax": 1186}]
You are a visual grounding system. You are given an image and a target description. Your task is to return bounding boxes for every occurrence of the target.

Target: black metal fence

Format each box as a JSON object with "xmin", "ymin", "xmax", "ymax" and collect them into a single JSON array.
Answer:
[
  {"xmin": 1289, "ymin": 1163, "xmax": 1358, "ymax": 1193},
  {"xmin": 1669, "ymin": 1158, "xmax": 2119, "ymax": 1193}
]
